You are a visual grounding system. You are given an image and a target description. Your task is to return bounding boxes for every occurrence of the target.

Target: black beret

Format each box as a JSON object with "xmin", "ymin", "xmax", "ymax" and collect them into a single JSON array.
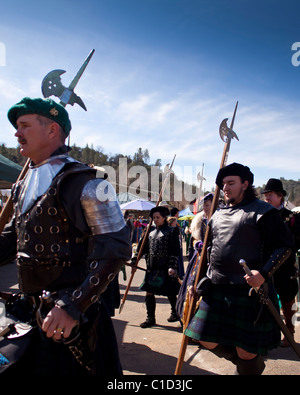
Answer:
[
  {"xmin": 150, "ymin": 206, "xmax": 170, "ymax": 218},
  {"xmin": 7, "ymin": 97, "xmax": 72, "ymax": 136},
  {"xmin": 170, "ymin": 207, "xmax": 179, "ymax": 216},
  {"xmin": 215, "ymin": 162, "xmax": 254, "ymax": 189}
]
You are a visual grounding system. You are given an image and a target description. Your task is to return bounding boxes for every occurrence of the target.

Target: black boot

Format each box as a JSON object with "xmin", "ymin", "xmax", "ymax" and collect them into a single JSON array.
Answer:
[
  {"xmin": 140, "ymin": 294, "xmax": 156, "ymax": 328},
  {"xmin": 167, "ymin": 295, "xmax": 179, "ymax": 322},
  {"xmin": 235, "ymin": 355, "xmax": 265, "ymax": 375},
  {"xmin": 210, "ymin": 345, "xmax": 237, "ymax": 364}
]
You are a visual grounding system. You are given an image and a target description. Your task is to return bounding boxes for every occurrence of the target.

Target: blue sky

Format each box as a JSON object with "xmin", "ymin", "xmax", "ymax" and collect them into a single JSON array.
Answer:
[{"xmin": 0, "ymin": 0, "xmax": 299, "ymax": 193}]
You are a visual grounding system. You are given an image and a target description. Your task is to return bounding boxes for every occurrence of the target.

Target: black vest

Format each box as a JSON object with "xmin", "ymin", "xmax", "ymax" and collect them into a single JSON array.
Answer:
[
  {"xmin": 207, "ymin": 199, "xmax": 272, "ymax": 284},
  {"xmin": 146, "ymin": 224, "xmax": 179, "ymax": 270}
]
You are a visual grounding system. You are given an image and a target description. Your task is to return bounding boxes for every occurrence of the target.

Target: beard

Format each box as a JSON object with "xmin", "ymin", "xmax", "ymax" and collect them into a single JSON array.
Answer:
[
  {"xmin": 224, "ymin": 188, "xmax": 245, "ymax": 206},
  {"xmin": 225, "ymin": 197, "xmax": 236, "ymax": 205}
]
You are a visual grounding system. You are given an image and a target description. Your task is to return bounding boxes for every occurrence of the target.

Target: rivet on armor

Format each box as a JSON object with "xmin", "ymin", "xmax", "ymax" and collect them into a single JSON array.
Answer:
[
  {"xmin": 107, "ymin": 273, "xmax": 115, "ymax": 282},
  {"xmin": 36, "ymin": 206, "xmax": 43, "ymax": 215},
  {"xmin": 90, "ymin": 260, "xmax": 99, "ymax": 270},
  {"xmin": 72, "ymin": 289, "xmax": 82, "ymax": 300},
  {"xmin": 34, "ymin": 225, "xmax": 43, "ymax": 234},
  {"xmin": 24, "ymin": 233, "xmax": 30, "ymax": 242},
  {"xmin": 50, "ymin": 225, "xmax": 60, "ymax": 234},
  {"xmin": 35, "ymin": 244, "xmax": 45, "ymax": 253},
  {"xmin": 48, "ymin": 207, "xmax": 58, "ymax": 216},
  {"xmin": 48, "ymin": 187, "xmax": 57, "ymax": 196},
  {"xmin": 89, "ymin": 275, "xmax": 100, "ymax": 286},
  {"xmin": 91, "ymin": 295, "xmax": 99, "ymax": 304},
  {"xmin": 50, "ymin": 244, "xmax": 61, "ymax": 253}
]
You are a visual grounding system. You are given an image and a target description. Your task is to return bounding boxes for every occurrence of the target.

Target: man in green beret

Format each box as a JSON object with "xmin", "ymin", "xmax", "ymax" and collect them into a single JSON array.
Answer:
[
  {"xmin": 7, "ymin": 97, "xmax": 71, "ymax": 165},
  {"xmin": 0, "ymin": 97, "xmax": 131, "ymax": 376}
]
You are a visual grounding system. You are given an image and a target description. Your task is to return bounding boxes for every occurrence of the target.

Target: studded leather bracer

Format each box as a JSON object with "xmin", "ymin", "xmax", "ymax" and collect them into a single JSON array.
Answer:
[
  {"xmin": 57, "ymin": 255, "xmax": 126, "ymax": 321},
  {"xmin": 259, "ymin": 247, "xmax": 292, "ymax": 280}
]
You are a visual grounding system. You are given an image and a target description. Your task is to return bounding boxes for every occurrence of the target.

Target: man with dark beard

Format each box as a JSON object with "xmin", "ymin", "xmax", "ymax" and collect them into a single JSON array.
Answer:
[{"xmin": 185, "ymin": 163, "xmax": 293, "ymax": 375}]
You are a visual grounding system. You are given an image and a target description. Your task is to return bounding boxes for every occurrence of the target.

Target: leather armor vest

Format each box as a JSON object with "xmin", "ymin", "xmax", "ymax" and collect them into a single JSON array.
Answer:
[
  {"xmin": 13, "ymin": 162, "xmax": 95, "ymax": 294},
  {"xmin": 147, "ymin": 224, "xmax": 178, "ymax": 270},
  {"xmin": 207, "ymin": 199, "xmax": 273, "ymax": 284}
]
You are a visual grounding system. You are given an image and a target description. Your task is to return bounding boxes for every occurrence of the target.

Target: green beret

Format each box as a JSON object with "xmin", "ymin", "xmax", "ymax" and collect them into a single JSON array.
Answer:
[{"xmin": 7, "ymin": 97, "xmax": 72, "ymax": 136}]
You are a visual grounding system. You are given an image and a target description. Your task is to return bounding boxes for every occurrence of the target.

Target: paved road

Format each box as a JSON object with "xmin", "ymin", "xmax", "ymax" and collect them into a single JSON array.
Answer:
[{"xmin": 0, "ymin": 258, "xmax": 299, "ymax": 375}]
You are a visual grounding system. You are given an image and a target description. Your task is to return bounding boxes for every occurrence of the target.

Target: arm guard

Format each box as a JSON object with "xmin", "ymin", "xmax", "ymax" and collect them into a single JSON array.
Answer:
[
  {"xmin": 259, "ymin": 247, "xmax": 292, "ymax": 281},
  {"xmin": 56, "ymin": 179, "xmax": 132, "ymax": 321}
]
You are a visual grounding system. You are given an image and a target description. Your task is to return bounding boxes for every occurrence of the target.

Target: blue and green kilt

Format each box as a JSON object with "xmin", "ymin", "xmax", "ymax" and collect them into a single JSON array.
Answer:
[{"xmin": 184, "ymin": 284, "xmax": 281, "ymax": 355}]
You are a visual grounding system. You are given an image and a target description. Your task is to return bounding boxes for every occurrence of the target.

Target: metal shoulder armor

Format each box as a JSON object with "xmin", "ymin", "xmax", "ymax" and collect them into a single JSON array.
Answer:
[{"xmin": 80, "ymin": 178, "xmax": 125, "ymax": 235}]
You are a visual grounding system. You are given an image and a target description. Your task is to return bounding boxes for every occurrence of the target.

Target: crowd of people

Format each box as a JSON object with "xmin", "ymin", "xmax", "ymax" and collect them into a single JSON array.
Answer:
[{"xmin": 0, "ymin": 97, "xmax": 299, "ymax": 376}]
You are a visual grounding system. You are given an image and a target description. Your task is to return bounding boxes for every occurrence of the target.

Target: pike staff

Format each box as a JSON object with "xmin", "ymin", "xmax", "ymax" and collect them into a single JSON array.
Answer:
[
  {"xmin": 175, "ymin": 101, "xmax": 239, "ymax": 375},
  {"xmin": 119, "ymin": 154, "xmax": 176, "ymax": 314}
]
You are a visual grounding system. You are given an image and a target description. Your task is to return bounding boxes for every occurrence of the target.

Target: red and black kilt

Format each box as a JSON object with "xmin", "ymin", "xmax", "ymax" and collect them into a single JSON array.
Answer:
[{"xmin": 184, "ymin": 283, "xmax": 281, "ymax": 355}]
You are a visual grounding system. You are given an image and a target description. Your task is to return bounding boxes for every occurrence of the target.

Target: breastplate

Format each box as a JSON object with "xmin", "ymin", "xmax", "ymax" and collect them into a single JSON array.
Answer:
[
  {"xmin": 16, "ymin": 183, "xmax": 73, "ymax": 265},
  {"xmin": 12, "ymin": 159, "xmax": 93, "ymax": 294},
  {"xmin": 207, "ymin": 199, "xmax": 272, "ymax": 284}
]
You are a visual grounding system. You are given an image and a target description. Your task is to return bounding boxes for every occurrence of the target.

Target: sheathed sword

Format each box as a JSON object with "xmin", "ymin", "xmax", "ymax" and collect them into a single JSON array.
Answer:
[
  {"xmin": 119, "ymin": 154, "xmax": 176, "ymax": 313},
  {"xmin": 175, "ymin": 101, "xmax": 239, "ymax": 375},
  {"xmin": 239, "ymin": 259, "xmax": 300, "ymax": 359}
]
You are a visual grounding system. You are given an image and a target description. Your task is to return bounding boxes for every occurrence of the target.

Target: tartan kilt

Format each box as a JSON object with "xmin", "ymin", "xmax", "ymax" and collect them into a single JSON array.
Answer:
[
  {"xmin": 184, "ymin": 283, "xmax": 281, "ymax": 355},
  {"xmin": 140, "ymin": 269, "xmax": 180, "ymax": 296}
]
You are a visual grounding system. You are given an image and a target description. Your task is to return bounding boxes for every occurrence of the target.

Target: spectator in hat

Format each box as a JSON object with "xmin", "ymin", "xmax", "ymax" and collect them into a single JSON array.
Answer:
[
  {"xmin": 263, "ymin": 178, "xmax": 299, "ymax": 346},
  {"xmin": 132, "ymin": 206, "xmax": 181, "ymax": 327}
]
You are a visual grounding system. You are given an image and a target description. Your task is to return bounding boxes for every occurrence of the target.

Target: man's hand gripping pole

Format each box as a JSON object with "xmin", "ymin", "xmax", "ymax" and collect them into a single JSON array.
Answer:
[{"xmin": 239, "ymin": 259, "xmax": 300, "ymax": 359}]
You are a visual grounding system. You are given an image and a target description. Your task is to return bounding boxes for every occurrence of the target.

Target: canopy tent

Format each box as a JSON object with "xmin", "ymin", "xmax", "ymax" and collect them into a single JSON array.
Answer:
[
  {"xmin": 120, "ymin": 199, "xmax": 156, "ymax": 211},
  {"xmin": 0, "ymin": 154, "xmax": 22, "ymax": 188},
  {"xmin": 178, "ymin": 214, "xmax": 195, "ymax": 220},
  {"xmin": 178, "ymin": 207, "xmax": 194, "ymax": 217}
]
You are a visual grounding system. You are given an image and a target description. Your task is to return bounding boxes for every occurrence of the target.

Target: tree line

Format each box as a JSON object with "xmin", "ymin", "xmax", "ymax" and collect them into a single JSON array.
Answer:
[{"xmin": 1, "ymin": 143, "xmax": 299, "ymax": 207}]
